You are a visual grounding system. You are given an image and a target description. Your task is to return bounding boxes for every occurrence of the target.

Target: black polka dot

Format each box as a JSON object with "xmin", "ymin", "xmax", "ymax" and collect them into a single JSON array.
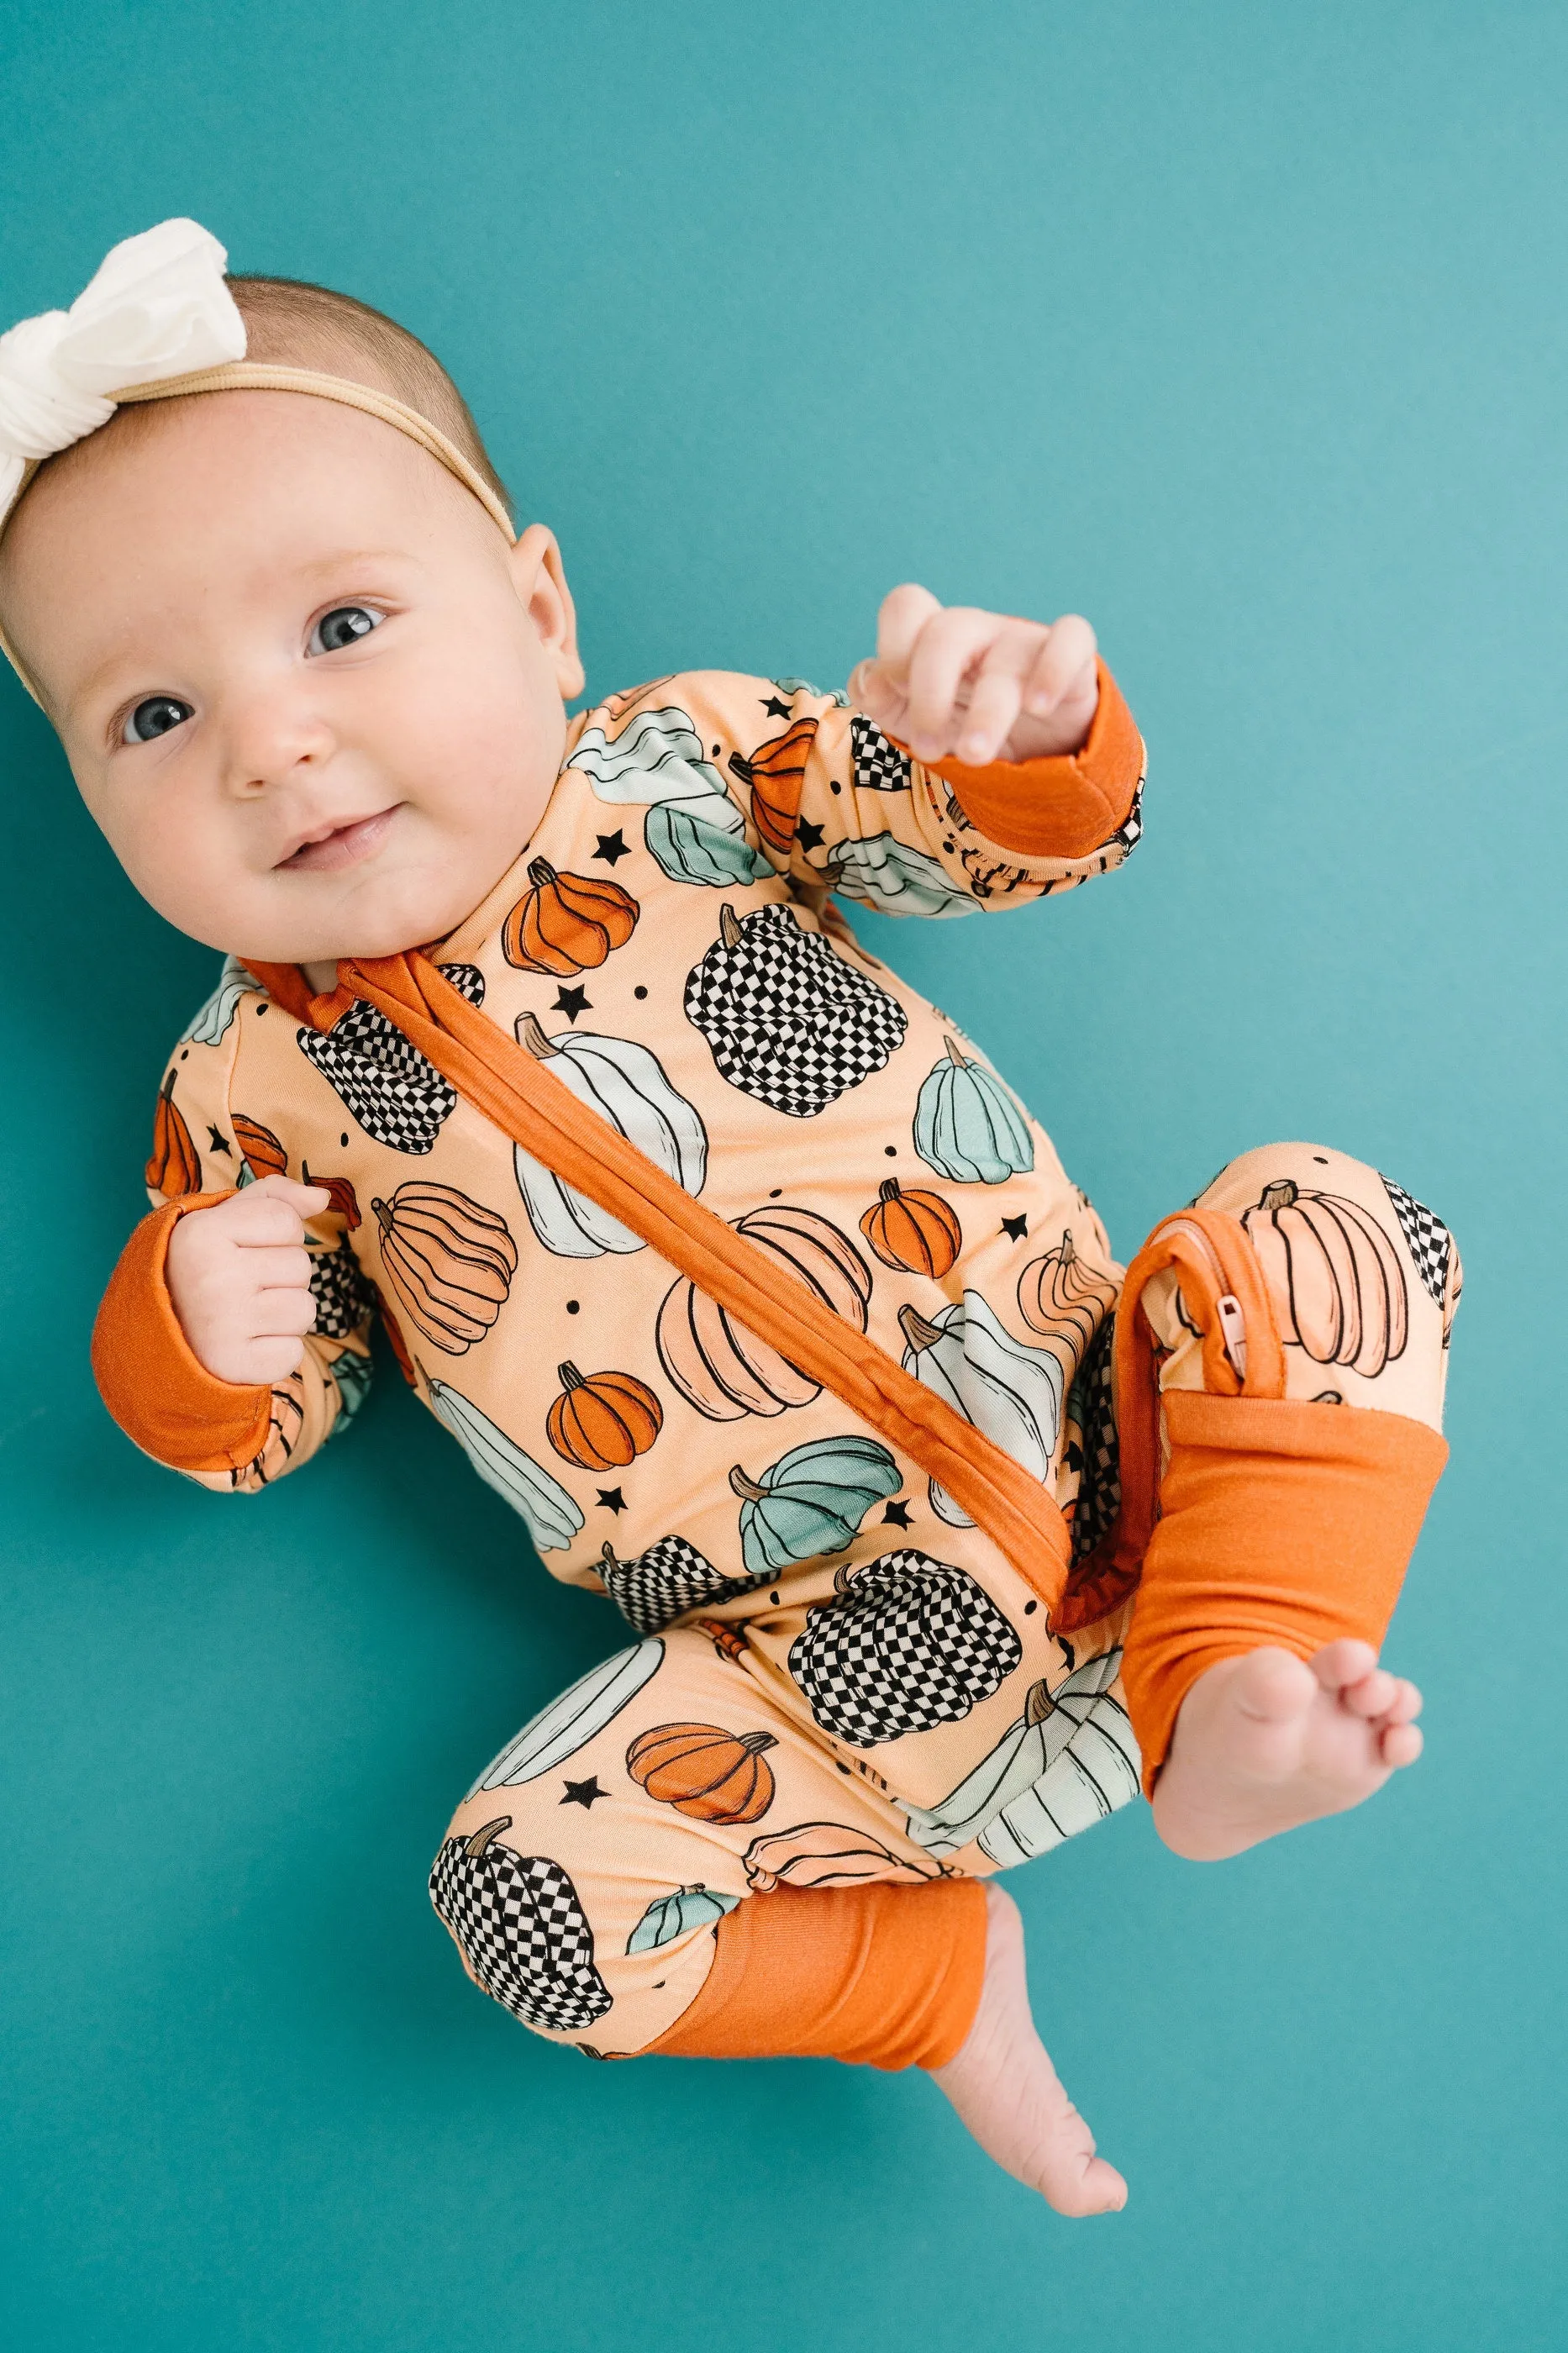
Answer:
[
  {"xmin": 566, "ymin": 1300, "xmax": 580, "ymax": 1314},
  {"xmin": 1313, "ymin": 1155, "xmax": 1329, "ymax": 1165},
  {"xmin": 1024, "ymin": 1599, "xmax": 1038, "ymax": 1615},
  {"xmin": 769, "ymin": 1188, "xmax": 782, "ymax": 1198},
  {"xmin": 885, "ymin": 1145, "xmax": 897, "ymax": 1157},
  {"xmin": 712, "ymin": 743, "xmax": 721, "ymax": 756},
  {"xmin": 830, "ymin": 780, "xmax": 841, "ymax": 795},
  {"xmin": 179, "ymin": 1048, "xmax": 188, "ymax": 1061},
  {"xmin": 770, "ymin": 1592, "xmax": 780, "ymax": 1607},
  {"xmin": 339, "ymin": 1133, "xmax": 350, "ymax": 1148},
  {"xmin": 255, "ymin": 1003, "xmax": 267, "ymax": 1015},
  {"xmin": 634, "ymin": 986, "xmax": 648, "ymax": 1001}
]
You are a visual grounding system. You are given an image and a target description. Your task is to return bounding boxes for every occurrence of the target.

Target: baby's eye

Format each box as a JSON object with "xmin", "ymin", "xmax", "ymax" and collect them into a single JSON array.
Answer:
[
  {"xmin": 123, "ymin": 696, "xmax": 194, "ymax": 745},
  {"xmin": 309, "ymin": 605, "xmax": 382, "ymax": 655}
]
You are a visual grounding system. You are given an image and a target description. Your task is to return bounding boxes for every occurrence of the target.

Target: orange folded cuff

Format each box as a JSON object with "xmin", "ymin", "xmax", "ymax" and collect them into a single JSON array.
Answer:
[
  {"xmin": 1119, "ymin": 1392, "xmax": 1449, "ymax": 1793},
  {"xmin": 645, "ymin": 1877, "xmax": 988, "ymax": 2071},
  {"xmin": 925, "ymin": 660, "xmax": 1144, "ymax": 860},
  {"xmin": 92, "ymin": 1195, "xmax": 275, "ymax": 1475}
]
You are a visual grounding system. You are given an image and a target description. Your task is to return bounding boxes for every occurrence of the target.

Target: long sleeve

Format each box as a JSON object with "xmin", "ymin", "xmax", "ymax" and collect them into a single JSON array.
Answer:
[
  {"xmin": 92, "ymin": 958, "xmax": 373, "ymax": 1492},
  {"xmin": 730, "ymin": 658, "xmax": 1144, "ymax": 918}
]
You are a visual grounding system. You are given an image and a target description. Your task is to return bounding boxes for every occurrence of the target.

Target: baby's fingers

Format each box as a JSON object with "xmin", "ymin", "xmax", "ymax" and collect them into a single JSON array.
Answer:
[
  {"xmin": 902, "ymin": 606, "xmax": 1007, "ymax": 759},
  {"xmin": 245, "ymin": 1173, "xmax": 332, "ymax": 1219},
  {"xmin": 1021, "ymin": 613, "xmax": 1097, "ymax": 717}
]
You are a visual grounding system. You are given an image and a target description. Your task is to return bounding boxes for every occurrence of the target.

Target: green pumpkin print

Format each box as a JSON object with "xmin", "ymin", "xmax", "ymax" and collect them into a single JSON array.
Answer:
[
  {"xmin": 685, "ymin": 903, "xmax": 908, "ymax": 1119},
  {"xmin": 469, "ymin": 1642, "xmax": 666, "ymax": 1794},
  {"xmin": 570, "ymin": 704, "xmax": 769, "ymax": 888},
  {"xmin": 824, "ymin": 834, "xmax": 976, "ymax": 919},
  {"xmin": 729, "ymin": 1434, "xmax": 904, "ymax": 1574},
  {"xmin": 913, "ymin": 1036, "xmax": 1034, "ymax": 1184},
  {"xmin": 427, "ymin": 1377, "xmax": 586, "ymax": 1555},
  {"xmin": 625, "ymin": 1884, "xmax": 740, "ymax": 1954}
]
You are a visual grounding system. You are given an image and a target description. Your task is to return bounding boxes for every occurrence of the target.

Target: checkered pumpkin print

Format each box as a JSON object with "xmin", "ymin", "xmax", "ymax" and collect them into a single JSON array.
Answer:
[
  {"xmin": 307, "ymin": 1238, "xmax": 376, "ymax": 1340},
  {"xmin": 429, "ymin": 1818, "xmax": 611, "ymax": 2034},
  {"xmin": 599, "ymin": 1533, "xmax": 767, "ymax": 1637},
  {"xmin": 788, "ymin": 1550, "xmax": 1023, "ymax": 1749},
  {"xmin": 1070, "ymin": 1313, "xmax": 1120, "ymax": 1562},
  {"xmin": 850, "ymin": 713, "xmax": 913, "ymax": 792},
  {"xmin": 297, "ymin": 963, "xmax": 485, "ymax": 1154},
  {"xmin": 1381, "ymin": 1176, "xmax": 1455, "ymax": 1316},
  {"xmin": 684, "ymin": 903, "xmax": 908, "ymax": 1119}
]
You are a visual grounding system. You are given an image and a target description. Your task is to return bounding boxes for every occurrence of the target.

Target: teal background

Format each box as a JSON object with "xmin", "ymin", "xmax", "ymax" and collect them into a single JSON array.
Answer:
[{"xmin": 1, "ymin": 2, "xmax": 1563, "ymax": 2344}]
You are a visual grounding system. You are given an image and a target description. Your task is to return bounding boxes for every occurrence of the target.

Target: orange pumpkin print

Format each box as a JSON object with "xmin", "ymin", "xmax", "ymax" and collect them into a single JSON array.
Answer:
[
  {"xmin": 547, "ymin": 1362, "xmax": 664, "ymax": 1470},
  {"xmin": 145, "ymin": 1069, "xmax": 201, "ymax": 1199},
  {"xmin": 233, "ymin": 1113, "xmax": 288, "ymax": 1181},
  {"xmin": 301, "ymin": 1163, "xmax": 362, "ymax": 1230},
  {"xmin": 1241, "ymin": 1178, "xmax": 1408, "ymax": 1378},
  {"xmin": 859, "ymin": 1178, "xmax": 962, "ymax": 1277},
  {"xmin": 502, "ymin": 857, "xmax": 639, "ymax": 975},
  {"xmin": 727, "ymin": 715, "xmax": 818, "ymax": 855},
  {"xmin": 626, "ymin": 1720, "xmax": 777, "ymax": 1824}
]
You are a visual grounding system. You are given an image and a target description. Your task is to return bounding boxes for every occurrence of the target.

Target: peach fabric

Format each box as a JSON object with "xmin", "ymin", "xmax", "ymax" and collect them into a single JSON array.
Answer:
[
  {"xmin": 924, "ymin": 662, "xmax": 1142, "ymax": 858},
  {"xmin": 341, "ymin": 949, "xmax": 1074, "ymax": 1611},
  {"xmin": 91, "ymin": 1192, "xmax": 274, "ymax": 1473},
  {"xmin": 646, "ymin": 1877, "xmax": 988, "ymax": 2071}
]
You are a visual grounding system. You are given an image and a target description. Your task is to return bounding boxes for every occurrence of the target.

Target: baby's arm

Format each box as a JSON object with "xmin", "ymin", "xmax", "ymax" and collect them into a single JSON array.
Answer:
[
  {"xmin": 745, "ymin": 590, "xmax": 1145, "ymax": 916},
  {"xmin": 92, "ymin": 1023, "xmax": 373, "ymax": 1492}
]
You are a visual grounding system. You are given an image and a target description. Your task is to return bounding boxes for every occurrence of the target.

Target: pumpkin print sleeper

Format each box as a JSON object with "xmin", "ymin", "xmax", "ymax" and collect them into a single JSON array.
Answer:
[{"xmin": 95, "ymin": 663, "xmax": 1460, "ymax": 2067}]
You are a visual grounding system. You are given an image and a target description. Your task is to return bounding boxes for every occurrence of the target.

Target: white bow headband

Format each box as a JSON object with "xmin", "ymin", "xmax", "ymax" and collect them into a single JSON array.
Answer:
[{"xmin": 0, "ymin": 218, "xmax": 514, "ymax": 701}]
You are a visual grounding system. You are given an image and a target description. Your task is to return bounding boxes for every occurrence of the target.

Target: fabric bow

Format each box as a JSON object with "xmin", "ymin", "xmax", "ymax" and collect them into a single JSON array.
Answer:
[{"xmin": 0, "ymin": 218, "xmax": 245, "ymax": 525}]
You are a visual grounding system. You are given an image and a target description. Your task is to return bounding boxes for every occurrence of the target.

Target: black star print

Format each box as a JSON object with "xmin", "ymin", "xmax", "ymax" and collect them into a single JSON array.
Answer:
[
  {"xmin": 553, "ymin": 984, "xmax": 592, "ymax": 1021},
  {"xmin": 761, "ymin": 694, "xmax": 792, "ymax": 719},
  {"xmin": 594, "ymin": 829, "xmax": 630, "ymax": 866},
  {"xmin": 560, "ymin": 1776, "xmax": 609, "ymax": 1809},
  {"xmin": 597, "ymin": 1487, "xmax": 627, "ymax": 1514},
  {"xmin": 1001, "ymin": 1213, "xmax": 1029, "ymax": 1242},
  {"xmin": 882, "ymin": 1498, "xmax": 913, "ymax": 1529},
  {"xmin": 207, "ymin": 1126, "xmax": 234, "ymax": 1157},
  {"xmin": 797, "ymin": 818, "xmax": 825, "ymax": 853}
]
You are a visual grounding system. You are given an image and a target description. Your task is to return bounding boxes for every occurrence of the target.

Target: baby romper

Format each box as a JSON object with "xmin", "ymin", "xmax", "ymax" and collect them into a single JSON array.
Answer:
[{"xmin": 94, "ymin": 666, "xmax": 1458, "ymax": 2066}]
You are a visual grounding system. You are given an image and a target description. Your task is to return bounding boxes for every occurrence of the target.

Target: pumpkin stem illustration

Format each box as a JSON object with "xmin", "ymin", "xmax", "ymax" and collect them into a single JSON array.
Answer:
[
  {"xmin": 739, "ymin": 1732, "xmax": 777, "ymax": 1757},
  {"xmin": 1259, "ymin": 1179, "xmax": 1298, "ymax": 1212},
  {"xmin": 1056, "ymin": 1231, "xmax": 1076, "ymax": 1267},
  {"xmin": 599, "ymin": 1540, "xmax": 620, "ymax": 1571},
  {"xmin": 1025, "ymin": 1679, "xmax": 1057, "ymax": 1727},
  {"xmin": 878, "ymin": 1178, "xmax": 903, "ymax": 1204},
  {"xmin": 727, "ymin": 750, "xmax": 755, "ymax": 785},
  {"xmin": 558, "ymin": 1362, "xmax": 585, "ymax": 1391},
  {"xmin": 160, "ymin": 1066, "xmax": 177, "ymax": 1103},
  {"xmin": 527, "ymin": 857, "xmax": 558, "ymax": 887},
  {"xmin": 517, "ymin": 1011, "xmax": 559, "ymax": 1061},
  {"xmin": 463, "ymin": 1815, "xmax": 513, "ymax": 1861},
  {"xmin": 942, "ymin": 1035, "xmax": 968, "ymax": 1069},
  {"xmin": 718, "ymin": 905, "xmax": 743, "ymax": 950},
  {"xmin": 729, "ymin": 1465, "xmax": 768, "ymax": 1503},
  {"xmin": 898, "ymin": 1303, "xmax": 944, "ymax": 1352},
  {"xmin": 371, "ymin": 1198, "xmax": 392, "ymax": 1235}
]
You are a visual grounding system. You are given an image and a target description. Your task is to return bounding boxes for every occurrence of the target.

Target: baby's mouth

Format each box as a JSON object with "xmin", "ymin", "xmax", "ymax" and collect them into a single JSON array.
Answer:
[{"xmin": 278, "ymin": 807, "xmax": 400, "ymax": 872}]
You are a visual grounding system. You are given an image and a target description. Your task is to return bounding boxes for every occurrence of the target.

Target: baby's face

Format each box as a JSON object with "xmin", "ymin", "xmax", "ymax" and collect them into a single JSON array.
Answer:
[{"xmin": 0, "ymin": 392, "xmax": 582, "ymax": 967}]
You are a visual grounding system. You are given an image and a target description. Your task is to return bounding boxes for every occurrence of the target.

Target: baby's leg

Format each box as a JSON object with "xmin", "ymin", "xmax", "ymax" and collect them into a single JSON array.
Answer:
[
  {"xmin": 1108, "ymin": 1143, "xmax": 1458, "ymax": 1859},
  {"xmin": 430, "ymin": 1625, "xmax": 1122, "ymax": 2213}
]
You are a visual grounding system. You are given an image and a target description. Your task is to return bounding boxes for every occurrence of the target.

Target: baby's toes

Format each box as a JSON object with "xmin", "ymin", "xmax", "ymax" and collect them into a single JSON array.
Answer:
[
  {"xmin": 1341, "ymin": 1665, "xmax": 1400, "ymax": 1721},
  {"xmin": 1378, "ymin": 1719, "xmax": 1423, "ymax": 1770},
  {"xmin": 1309, "ymin": 1637, "xmax": 1380, "ymax": 1694}
]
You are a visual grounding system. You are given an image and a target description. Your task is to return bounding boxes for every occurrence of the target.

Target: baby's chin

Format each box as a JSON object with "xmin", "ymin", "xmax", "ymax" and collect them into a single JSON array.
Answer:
[{"xmin": 182, "ymin": 864, "xmax": 500, "ymax": 968}]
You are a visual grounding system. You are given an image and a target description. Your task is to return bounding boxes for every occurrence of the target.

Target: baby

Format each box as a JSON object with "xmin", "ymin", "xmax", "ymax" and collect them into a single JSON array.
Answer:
[{"xmin": 0, "ymin": 222, "xmax": 1460, "ymax": 2215}]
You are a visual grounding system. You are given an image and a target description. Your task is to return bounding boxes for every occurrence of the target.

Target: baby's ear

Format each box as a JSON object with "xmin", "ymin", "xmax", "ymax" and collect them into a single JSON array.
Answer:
[{"xmin": 508, "ymin": 523, "xmax": 585, "ymax": 700}]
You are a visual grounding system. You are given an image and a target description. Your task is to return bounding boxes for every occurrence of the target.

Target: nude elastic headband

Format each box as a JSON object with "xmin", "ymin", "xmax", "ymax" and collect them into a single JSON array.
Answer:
[{"xmin": 0, "ymin": 219, "xmax": 515, "ymax": 706}]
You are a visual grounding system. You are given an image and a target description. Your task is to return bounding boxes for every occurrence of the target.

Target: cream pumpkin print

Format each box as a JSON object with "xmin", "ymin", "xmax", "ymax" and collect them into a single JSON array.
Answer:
[
  {"xmin": 1241, "ymin": 1177, "xmax": 1408, "ymax": 1378},
  {"xmin": 742, "ymin": 1820, "xmax": 946, "ymax": 1892},
  {"xmin": 1016, "ymin": 1229, "xmax": 1118, "ymax": 1377},
  {"xmin": 502, "ymin": 857, "xmax": 639, "ymax": 976},
  {"xmin": 656, "ymin": 1203, "xmax": 872, "ymax": 1420},
  {"xmin": 512, "ymin": 1015, "xmax": 708, "ymax": 1257},
  {"xmin": 370, "ymin": 1182, "xmax": 518, "ymax": 1353}
]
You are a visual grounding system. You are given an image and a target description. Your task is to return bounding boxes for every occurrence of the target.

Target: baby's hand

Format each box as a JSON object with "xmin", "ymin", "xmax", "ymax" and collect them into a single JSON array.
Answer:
[
  {"xmin": 850, "ymin": 586, "xmax": 1099, "ymax": 766},
  {"xmin": 165, "ymin": 1175, "xmax": 329, "ymax": 1385}
]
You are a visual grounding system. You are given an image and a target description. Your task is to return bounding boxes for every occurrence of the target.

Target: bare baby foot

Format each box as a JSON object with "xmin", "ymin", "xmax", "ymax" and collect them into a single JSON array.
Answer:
[
  {"xmin": 929, "ymin": 1883, "xmax": 1126, "ymax": 2216},
  {"xmin": 1151, "ymin": 1639, "xmax": 1424, "ymax": 1861}
]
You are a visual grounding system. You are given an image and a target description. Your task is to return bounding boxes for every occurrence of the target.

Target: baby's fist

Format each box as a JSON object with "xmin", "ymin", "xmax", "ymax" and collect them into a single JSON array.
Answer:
[
  {"xmin": 850, "ymin": 586, "xmax": 1098, "ymax": 767},
  {"xmin": 166, "ymin": 1175, "xmax": 329, "ymax": 1386}
]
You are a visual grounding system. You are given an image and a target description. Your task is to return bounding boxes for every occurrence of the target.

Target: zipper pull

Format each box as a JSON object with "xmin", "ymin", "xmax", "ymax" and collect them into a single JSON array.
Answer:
[{"xmin": 1216, "ymin": 1292, "xmax": 1248, "ymax": 1382}]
